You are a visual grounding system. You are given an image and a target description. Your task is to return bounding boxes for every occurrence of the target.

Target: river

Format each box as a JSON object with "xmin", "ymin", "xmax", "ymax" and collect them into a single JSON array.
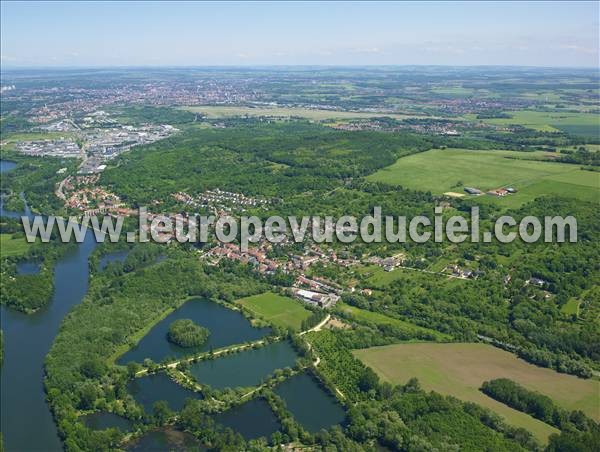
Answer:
[{"xmin": 1, "ymin": 159, "xmax": 99, "ymax": 451}]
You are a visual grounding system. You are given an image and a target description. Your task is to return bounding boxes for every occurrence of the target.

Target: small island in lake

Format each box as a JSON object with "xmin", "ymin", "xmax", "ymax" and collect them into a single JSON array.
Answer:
[{"xmin": 167, "ymin": 319, "xmax": 210, "ymax": 348}]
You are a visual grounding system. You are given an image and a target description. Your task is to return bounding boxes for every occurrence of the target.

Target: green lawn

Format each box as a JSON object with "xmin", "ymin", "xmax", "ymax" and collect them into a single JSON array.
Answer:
[
  {"xmin": 560, "ymin": 299, "xmax": 580, "ymax": 317},
  {"xmin": 336, "ymin": 302, "xmax": 451, "ymax": 341},
  {"xmin": 355, "ymin": 343, "xmax": 600, "ymax": 444},
  {"xmin": 0, "ymin": 233, "xmax": 30, "ymax": 257},
  {"xmin": 235, "ymin": 292, "xmax": 312, "ymax": 331},
  {"xmin": 367, "ymin": 148, "xmax": 599, "ymax": 207}
]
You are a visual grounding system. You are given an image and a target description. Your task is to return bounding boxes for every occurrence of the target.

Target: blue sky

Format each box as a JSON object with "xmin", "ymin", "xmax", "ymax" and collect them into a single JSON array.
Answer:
[{"xmin": 1, "ymin": 1, "xmax": 598, "ymax": 67}]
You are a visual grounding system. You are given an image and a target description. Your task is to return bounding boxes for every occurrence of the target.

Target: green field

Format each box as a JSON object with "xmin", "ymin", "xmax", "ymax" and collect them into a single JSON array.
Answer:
[
  {"xmin": 470, "ymin": 110, "xmax": 600, "ymax": 137},
  {"xmin": 181, "ymin": 105, "xmax": 420, "ymax": 121},
  {"xmin": 354, "ymin": 343, "xmax": 600, "ymax": 443},
  {"xmin": 367, "ymin": 148, "xmax": 599, "ymax": 207},
  {"xmin": 337, "ymin": 302, "xmax": 452, "ymax": 341},
  {"xmin": 235, "ymin": 291, "xmax": 312, "ymax": 331},
  {"xmin": 0, "ymin": 233, "xmax": 30, "ymax": 257}
]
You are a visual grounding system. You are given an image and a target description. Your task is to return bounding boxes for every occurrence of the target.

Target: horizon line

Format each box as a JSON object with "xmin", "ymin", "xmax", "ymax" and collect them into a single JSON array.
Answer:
[{"xmin": 2, "ymin": 63, "xmax": 599, "ymax": 71}]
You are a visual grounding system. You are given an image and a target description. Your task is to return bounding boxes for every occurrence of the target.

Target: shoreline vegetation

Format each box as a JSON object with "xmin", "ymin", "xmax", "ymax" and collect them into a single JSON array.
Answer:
[{"xmin": 0, "ymin": 219, "xmax": 78, "ymax": 312}]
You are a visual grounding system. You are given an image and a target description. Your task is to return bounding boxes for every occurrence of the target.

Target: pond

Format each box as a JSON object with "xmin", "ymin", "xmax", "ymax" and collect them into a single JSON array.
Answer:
[
  {"xmin": 98, "ymin": 250, "xmax": 129, "ymax": 271},
  {"xmin": 16, "ymin": 260, "xmax": 42, "ymax": 275},
  {"xmin": 214, "ymin": 398, "xmax": 280, "ymax": 440},
  {"xmin": 0, "ymin": 159, "xmax": 17, "ymax": 173},
  {"xmin": 189, "ymin": 340, "xmax": 298, "ymax": 390},
  {"xmin": 118, "ymin": 298, "xmax": 271, "ymax": 365},
  {"xmin": 274, "ymin": 372, "xmax": 346, "ymax": 433},
  {"xmin": 127, "ymin": 428, "xmax": 204, "ymax": 451},
  {"xmin": 80, "ymin": 411, "xmax": 133, "ymax": 432},
  {"xmin": 127, "ymin": 372, "xmax": 202, "ymax": 415}
]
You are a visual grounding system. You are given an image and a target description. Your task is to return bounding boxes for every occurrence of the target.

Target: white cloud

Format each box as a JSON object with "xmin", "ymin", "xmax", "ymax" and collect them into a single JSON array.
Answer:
[{"xmin": 353, "ymin": 47, "xmax": 382, "ymax": 54}]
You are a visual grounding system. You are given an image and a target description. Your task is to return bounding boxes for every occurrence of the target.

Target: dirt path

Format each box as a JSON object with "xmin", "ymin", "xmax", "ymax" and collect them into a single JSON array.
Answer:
[{"xmin": 299, "ymin": 313, "xmax": 331, "ymax": 336}]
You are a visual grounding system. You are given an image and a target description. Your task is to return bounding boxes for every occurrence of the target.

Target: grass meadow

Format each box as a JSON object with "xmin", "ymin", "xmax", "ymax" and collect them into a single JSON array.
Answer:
[
  {"xmin": 467, "ymin": 110, "xmax": 599, "ymax": 137},
  {"xmin": 181, "ymin": 105, "xmax": 419, "ymax": 121},
  {"xmin": 367, "ymin": 148, "xmax": 599, "ymax": 207},
  {"xmin": 0, "ymin": 233, "xmax": 30, "ymax": 257},
  {"xmin": 354, "ymin": 342, "xmax": 600, "ymax": 443},
  {"xmin": 235, "ymin": 292, "xmax": 312, "ymax": 331}
]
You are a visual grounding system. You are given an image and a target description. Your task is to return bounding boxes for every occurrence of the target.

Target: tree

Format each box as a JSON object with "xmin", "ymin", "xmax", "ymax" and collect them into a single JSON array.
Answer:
[
  {"xmin": 126, "ymin": 362, "xmax": 141, "ymax": 378},
  {"xmin": 358, "ymin": 367, "xmax": 379, "ymax": 392},
  {"xmin": 152, "ymin": 400, "xmax": 172, "ymax": 426}
]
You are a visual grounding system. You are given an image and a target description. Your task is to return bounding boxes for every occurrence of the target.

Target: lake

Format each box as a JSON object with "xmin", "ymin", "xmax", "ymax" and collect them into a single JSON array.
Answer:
[
  {"xmin": 118, "ymin": 298, "xmax": 271, "ymax": 365},
  {"xmin": 127, "ymin": 372, "xmax": 202, "ymax": 415},
  {"xmin": 274, "ymin": 372, "xmax": 346, "ymax": 432},
  {"xmin": 189, "ymin": 340, "xmax": 298, "ymax": 389},
  {"xmin": 214, "ymin": 397, "xmax": 280, "ymax": 440}
]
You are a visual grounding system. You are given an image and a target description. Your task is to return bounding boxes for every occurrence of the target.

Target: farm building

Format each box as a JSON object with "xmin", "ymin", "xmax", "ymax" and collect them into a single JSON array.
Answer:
[
  {"xmin": 464, "ymin": 187, "xmax": 482, "ymax": 195},
  {"xmin": 292, "ymin": 288, "xmax": 339, "ymax": 308},
  {"xmin": 487, "ymin": 188, "xmax": 508, "ymax": 197}
]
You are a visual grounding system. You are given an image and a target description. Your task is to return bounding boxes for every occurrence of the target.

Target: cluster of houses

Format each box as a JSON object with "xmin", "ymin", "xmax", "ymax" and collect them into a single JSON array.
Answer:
[
  {"xmin": 444, "ymin": 264, "xmax": 484, "ymax": 279},
  {"xmin": 173, "ymin": 189, "xmax": 270, "ymax": 213},
  {"xmin": 208, "ymin": 242, "xmax": 280, "ymax": 275},
  {"xmin": 205, "ymin": 242, "xmax": 345, "ymax": 309},
  {"xmin": 287, "ymin": 246, "xmax": 359, "ymax": 272},
  {"xmin": 58, "ymin": 175, "xmax": 124, "ymax": 215},
  {"xmin": 364, "ymin": 253, "xmax": 406, "ymax": 272}
]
